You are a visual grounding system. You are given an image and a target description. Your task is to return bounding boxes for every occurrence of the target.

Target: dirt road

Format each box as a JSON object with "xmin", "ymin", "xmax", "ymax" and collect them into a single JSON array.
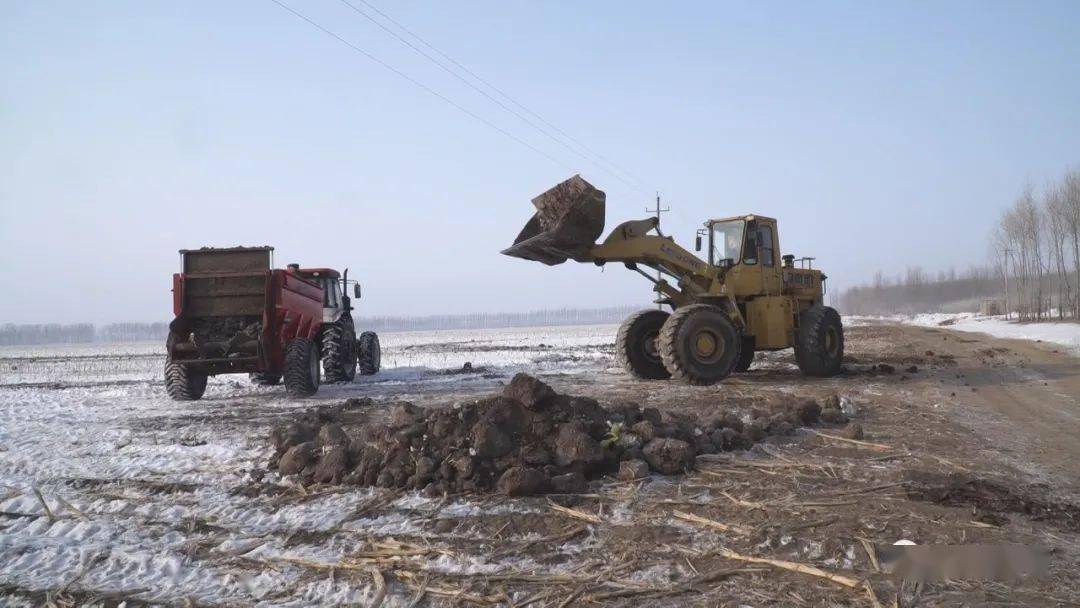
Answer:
[
  {"xmin": 921, "ymin": 324, "xmax": 1080, "ymax": 494},
  {"xmin": 1, "ymin": 321, "xmax": 1079, "ymax": 606}
]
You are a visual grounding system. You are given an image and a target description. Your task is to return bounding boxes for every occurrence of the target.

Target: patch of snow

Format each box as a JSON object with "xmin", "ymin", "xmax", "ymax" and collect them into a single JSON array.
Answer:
[{"xmin": 847, "ymin": 313, "xmax": 1080, "ymax": 355}]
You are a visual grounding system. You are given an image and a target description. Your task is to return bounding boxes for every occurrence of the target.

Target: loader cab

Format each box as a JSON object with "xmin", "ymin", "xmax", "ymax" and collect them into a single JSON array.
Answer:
[{"xmin": 705, "ymin": 215, "xmax": 782, "ymax": 296}]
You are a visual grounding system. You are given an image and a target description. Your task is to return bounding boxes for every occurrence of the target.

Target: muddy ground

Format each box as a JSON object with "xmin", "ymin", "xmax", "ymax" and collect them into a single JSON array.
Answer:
[{"xmin": 2, "ymin": 321, "xmax": 1080, "ymax": 607}]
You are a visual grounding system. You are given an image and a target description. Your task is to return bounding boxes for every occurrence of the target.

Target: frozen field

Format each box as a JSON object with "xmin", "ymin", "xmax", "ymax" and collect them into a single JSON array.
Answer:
[
  {"xmin": 0, "ymin": 324, "xmax": 619, "ymax": 388},
  {"xmin": 0, "ymin": 325, "xmax": 619, "ymax": 606},
  {"xmin": 4, "ymin": 320, "xmax": 1080, "ymax": 606}
]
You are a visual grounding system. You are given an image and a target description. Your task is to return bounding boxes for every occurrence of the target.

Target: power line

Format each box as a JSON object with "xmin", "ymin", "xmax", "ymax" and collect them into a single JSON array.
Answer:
[
  {"xmin": 336, "ymin": 0, "xmax": 649, "ymax": 195},
  {"xmin": 346, "ymin": 0, "xmax": 653, "ymax": 193},
  {"xmin": 268, "ymin": 0, "xmax": 574, "ymax": 171}
]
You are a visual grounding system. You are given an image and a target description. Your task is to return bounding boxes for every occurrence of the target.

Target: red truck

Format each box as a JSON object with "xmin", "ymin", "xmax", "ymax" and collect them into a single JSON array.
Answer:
[{"xmin": 165, "ymin": 246, "xmax": 380, "ymax": 400}]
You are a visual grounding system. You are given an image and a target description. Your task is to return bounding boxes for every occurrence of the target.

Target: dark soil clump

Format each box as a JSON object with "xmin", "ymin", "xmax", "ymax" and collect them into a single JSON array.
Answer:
[{"xmin": 267, "ymin": 374, "xmax": 845, "ymax": 496}]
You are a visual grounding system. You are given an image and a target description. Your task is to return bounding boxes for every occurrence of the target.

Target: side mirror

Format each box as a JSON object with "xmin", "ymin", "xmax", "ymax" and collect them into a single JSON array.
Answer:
[
  {"xmin": 695, "ymin": 235, "xmax": 702, "ymax": 251},
  {"xmin": 353, "ymin": 284, "xmax": 362, "ymax": 299}
]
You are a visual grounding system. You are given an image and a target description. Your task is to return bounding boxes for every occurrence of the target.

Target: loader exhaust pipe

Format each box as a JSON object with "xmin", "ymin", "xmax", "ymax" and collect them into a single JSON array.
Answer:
[{"xmin": 501, "ymin": 174, "xmax": 606, "ymax": 265}]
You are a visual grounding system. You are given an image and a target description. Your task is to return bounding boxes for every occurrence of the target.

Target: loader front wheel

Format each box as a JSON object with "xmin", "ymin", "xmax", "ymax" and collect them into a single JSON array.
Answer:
[
  {"xmin": 284, "ymin": 337, "xmax": 320, "ymax": 397},
  {"xmin": 659, "ymin": 304, "xmax": 741, "ymax": 385},
  {"xmin": 357, "ymin": 331, "xmax": 381, "ymax": 376},
  {"xmin": 616, "ymin": 309, "xmax": 671, "ymax": 380},
  {"xmin": 794, "ymin": 305, "xmax": 844, "ymax": 377},
  {"xmin": 165, "ymin": 360, "xmax": 208, "ymax": 401},
  {"xmin": 322, "ymin": 316, "xmax": 357, "ymax": 383}
]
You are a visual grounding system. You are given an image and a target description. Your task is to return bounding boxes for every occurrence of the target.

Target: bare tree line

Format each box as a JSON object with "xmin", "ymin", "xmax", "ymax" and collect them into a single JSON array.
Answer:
[
  {"xmin": 0, "ymin": 307, "xmax": 647, "ymax": 346},
  {"xmin": 0, "ymin": 323, "xmax": 97, "ymax": 346},
  {"xmin": 838, "ymin": 265, "xmax": 999, "ymax": 315},
  {"xmin": 0, "ymin": 322, "xmax": 171, "ymax": 346},
  {"xmin": 354, "ymin": 305, "xmax": 644, "ymax": 332},
  {"xmin": 840, "ymin": 167, "xmax": 1080, "ymax": 319},
  {"xmin": 992, "ymin": 168, "xmax": 1080, "ymax": 320}
]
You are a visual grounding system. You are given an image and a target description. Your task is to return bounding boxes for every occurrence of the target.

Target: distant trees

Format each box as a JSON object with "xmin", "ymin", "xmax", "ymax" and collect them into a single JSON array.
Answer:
[
  {"xmin": 356, "ymin": 305, "xmax": 645, "ymax": 332},
  {"xmin": 97, "ymin": 322, "xmax": 169, "ymax": 342},
  {"xmin": 840, "ymin": 166, "xmax": 1080, "ymax": 320},
  {"xmin": 0, "ymin": 322, "xmax": 167, "ymax": 346},
  {"xmin": 992, "ymin": 168, "xmax": 1080, "ymax": 320},
  {"xmin": 0, "ymin": 323, "xmax": 95, "ymax": 345},
  {"xmin": 0, "ymin": 307, "xmax": 647, "ymax": 345},
  {"xmin": 838, "ymin": 265, "xmax": 996, "ymax": 315}
]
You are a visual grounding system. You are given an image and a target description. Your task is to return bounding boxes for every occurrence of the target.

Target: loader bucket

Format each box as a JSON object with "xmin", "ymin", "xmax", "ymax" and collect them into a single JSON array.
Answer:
[{"xmin": 501, "ymin": 174, "xmax": 606, "ymax": 265}]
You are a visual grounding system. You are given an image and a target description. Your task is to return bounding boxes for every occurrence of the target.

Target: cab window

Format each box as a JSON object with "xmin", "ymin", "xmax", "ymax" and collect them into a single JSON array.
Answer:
[
  {"xmin": 743, "ymin": 221, "xmax": 775, "ymax": 267},
  {"xmin": 759, "ymin": 224, "xmax": 775, "ymax": 267},
  {"xmin": 710, "ymin": 220, "xmax": 745, "ymax": 265},
  {"xmin": 743, "ymin": 222, "xmax": 759, "ymax": 265},
  {"xmin": 324, "ymin": 279, "xmax": 339, "ymax": 307}
]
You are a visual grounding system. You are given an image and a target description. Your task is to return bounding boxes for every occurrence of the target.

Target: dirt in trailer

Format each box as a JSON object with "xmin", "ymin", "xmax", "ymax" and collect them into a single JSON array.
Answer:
[{"xmin": 2, "ymin": 321, "xmax": 1080, "ymax": 607}]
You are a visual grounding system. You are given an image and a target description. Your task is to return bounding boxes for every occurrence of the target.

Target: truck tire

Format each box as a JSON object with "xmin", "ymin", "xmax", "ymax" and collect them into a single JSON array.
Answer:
[
  {"xmin": 658, "ymin": 304, "xmax": 741, "ymax": 385},
  {"xmin": 794, "ymin": 305, "xmax": 844, "ymax": 377},
  {"xmin": 733, "ymin": 336, "xmax": 755, "ymax": 372},
  {"xmin": 322, "ymin": 316, "xmax": 357, "ymax": 383},
  {"xmin": 165, "ymin": 360, "xmax": 208, "ymax": 401},
  {"xmin": 615, "ymin": 309, "xmax": 671, "ymax": 380},
  {"xmin": 357, "ymin": 331, "xmax": 381, "ymax": 376},
  {"xmin": 249, "ymin": 371, "xmax": 281, "ymax": 386},
  {"xmin": 284, "ymin": 337, "xmax": 320, "ymax": 397}
]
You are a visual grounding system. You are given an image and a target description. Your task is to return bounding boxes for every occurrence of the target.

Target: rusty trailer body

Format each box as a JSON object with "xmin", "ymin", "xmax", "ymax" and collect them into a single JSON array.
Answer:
[{"xmin": 165, "ymin": 246, "xmax": 380, "ymax": 400}]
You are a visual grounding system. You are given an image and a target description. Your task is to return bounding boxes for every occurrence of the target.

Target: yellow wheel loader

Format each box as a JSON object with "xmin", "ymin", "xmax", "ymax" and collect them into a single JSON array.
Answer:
[{"xmin": 503, "ymin": 175, "xmax": 843, "ymax": 385}]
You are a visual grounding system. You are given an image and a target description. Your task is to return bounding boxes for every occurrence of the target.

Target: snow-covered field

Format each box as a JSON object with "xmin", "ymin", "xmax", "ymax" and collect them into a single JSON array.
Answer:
[
  {"xmin": 0, "ymin": 325, "xmax": 618, "ymax": 606},
  {"xmin": 0, "ymin": 324, "xmax": 618, "ymax": 388},
  {"xmin": 847, "ymin": 312, "xmax": 1080, "ymax": 355},
  {"xmin": 3, "ymin": 316, "xmax": 1075, "ymax": 604}
]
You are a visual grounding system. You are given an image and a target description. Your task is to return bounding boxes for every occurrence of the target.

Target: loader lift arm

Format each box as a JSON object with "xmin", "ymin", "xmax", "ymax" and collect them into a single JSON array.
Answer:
[{"xmin": 587, "ymin": 217, "xmax": 722, "ymax": 308}]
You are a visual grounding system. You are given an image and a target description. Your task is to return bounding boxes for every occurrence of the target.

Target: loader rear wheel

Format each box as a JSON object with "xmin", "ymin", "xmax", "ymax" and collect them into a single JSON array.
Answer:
[
  {"xmin": 249, "ymin": 371, "xmax": 281, "ymax": 386},
  {"xmin": 357, "ymin": 331, "xmax": 381, "ymax": 376},
  {"xmin": 659, "ymin": 304, "xmax": 741, "ymax": 385},
  {"xmin": 733, "ymin": 336, "xmax": 755, "ymax": 373},
  {"xmin": 322, "ymin": 316, "xmax": 357, "ymax": 383},
  {"xmin": 794, "ymin": 305, "xmax": 844, "ymax": 377},
  {"xmin": 284, "ymin": 337, "xmax": 320, "ymax": 397},
  {"xmin": 165, "ymin": 360, "xmax": 208, "ymax": 401},
  {"xmin": 616, "ymin": 309, "xmax": 671, "ymax": 380}
]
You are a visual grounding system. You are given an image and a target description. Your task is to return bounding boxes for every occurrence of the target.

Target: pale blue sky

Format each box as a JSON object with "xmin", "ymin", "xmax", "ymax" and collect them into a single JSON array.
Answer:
[{"xmin": 2, "ymin": 1, "xmax": 1078, "ymax": 323}]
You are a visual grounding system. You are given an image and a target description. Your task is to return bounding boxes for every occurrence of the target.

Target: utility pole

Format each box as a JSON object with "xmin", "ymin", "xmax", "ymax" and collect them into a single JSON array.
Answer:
[
  {"xmin": 1002, "ymin": 248, "xmax": 1011, "ymax": 320},
  {"xmin": 646, "ymin": 193, "xmax": 670, "ymax": 309}
]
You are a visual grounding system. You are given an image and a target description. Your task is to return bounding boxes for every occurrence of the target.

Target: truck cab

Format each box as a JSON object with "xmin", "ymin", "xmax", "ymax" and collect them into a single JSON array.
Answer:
[
  {"xmin": 290, "ymin": 266, "xmax": 360, "ymax": 324},
  {"xmin": 288, "ymin": 264, "xmax": 379, "ymax": 384}
]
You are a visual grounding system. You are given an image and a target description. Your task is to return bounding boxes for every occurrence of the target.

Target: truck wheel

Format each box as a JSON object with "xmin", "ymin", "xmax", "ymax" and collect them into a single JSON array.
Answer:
[
  {"xmin": 794, "ymin": 305, "xmax": 844, "ymax": 377},
  {"xmin": 249, "ymin": 371, "xmax": 281, "ymax": 386},
  {"xmin": 284, "ymin": 337, "xmax": 320, "ymax": 397},
  {"xmin": 658, "ymin": 304, "xmax": 741, "ymax": 385},
  {"xmin": 357, "ymin": 331, "xmax": 381, "ymax": 375},
  {"xmin": 165, "ymin": 360, "xmax": 208, "ymax": 401},
  {"xmin": 322, "ymin": 316, "xmax": 357, "ymax": 383},
  {"xmin": 616, "ymin": 309, "xmax": 671, "ymax": 380},
  {"xmin": 733, "ymin": 336, "xmax": 755, "ymax": 372}
]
